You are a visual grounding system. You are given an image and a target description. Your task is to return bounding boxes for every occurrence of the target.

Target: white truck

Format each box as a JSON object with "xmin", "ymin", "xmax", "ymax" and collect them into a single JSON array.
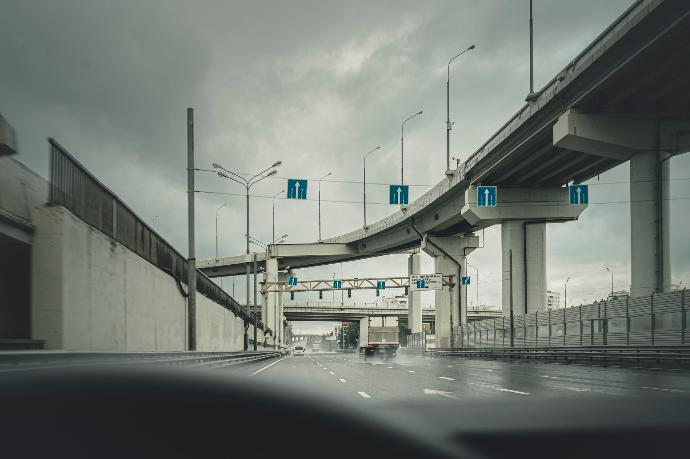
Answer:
[{"xmin": 359, "ymin": 316, "xmax": 399, "ymax": 358}]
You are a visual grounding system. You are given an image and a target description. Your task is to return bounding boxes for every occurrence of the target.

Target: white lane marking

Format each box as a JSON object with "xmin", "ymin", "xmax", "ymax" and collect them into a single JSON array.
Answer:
[
  {"xmin": 387, "ymin": 366, "xmax": 393, "ymax": 369},
  {"xmin": 338, "ymin": 378, "xmax": 347, "ymax": 383},
  {"xmin": 329, "ymin": 371, "xmax": 335, "ymax": 375},
  {"xmin": 357, "ymin": 391, "xmax": 371, "ymax": 399},
  {"xmin": 447, "ymin": 365, "xmax": 453, "ymax": 368},
  {"xmin": 250, "ymin": 356, "xmax": 289, "ymax": 376},
  {"xmin": 498, "ymin": 388, "xmax": 530, "ymax": 395},
  {"xmin": 439, "ymin": 376, "xmax": 455, "ymax": 381},
  {"xmin": 408, "ymin": 370, "xmax": 416, "ymax": 373},
  {"xmin": 640, "ymin": 386, "xmax": 684, "ymax": 393},
  {"xmin": 564, "ymin": 386, "xmax": 591, "ymax": 392},
  {"xmin": 423, "ymin": 388, "xmax": 457, "ymax": 400},
  {"xmin": 485, "ymin": 369, "xmax": 493, "ymax": 372},
  {"xmin": 540, "ymin": 375, "xmax": 558, "ymax": 379}
]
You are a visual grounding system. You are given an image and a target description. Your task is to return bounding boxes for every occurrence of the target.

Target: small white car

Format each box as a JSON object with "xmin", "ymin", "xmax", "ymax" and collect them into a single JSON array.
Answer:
[{"xmin": 293, "ymin": 346, "xmax": 305, "ymax": 355}]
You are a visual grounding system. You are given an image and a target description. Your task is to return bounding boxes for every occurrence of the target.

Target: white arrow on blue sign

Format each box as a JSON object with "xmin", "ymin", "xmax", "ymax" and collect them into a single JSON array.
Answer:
[
  {"xmin": 287, "ymin": 179, "xmax": 308, "ymax": 199},
  {"xmin": 288, "ymin": 277, "xmax": 298, "ymax": 286},
  {"xmin": 376, "ymin": 280, "xmax": 386, "ymax": 290},
  {"xmin": 569, "ymin": 184, "xmax": 588, "ymax": 205},
  {"xmin": 333, "ymin": 280, "xmax": 342, "ymax": 289},
  {"xmin": 389, "ymin": 185, "xmax": 409, "ymax": 205},
  {"xmin": 477, "ymin": 186, "xmax": 497, "ymax": 207},
  {"xmin": 461, "ymin": 276, "xmax": 471, "ymax": 285}
]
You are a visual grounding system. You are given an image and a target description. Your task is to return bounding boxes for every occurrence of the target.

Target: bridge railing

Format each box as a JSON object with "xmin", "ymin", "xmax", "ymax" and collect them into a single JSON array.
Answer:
[
  {"xmin": 453, "ymin": 290, "xmax": 688, "ymax": 348},
  {"xmin": 48, "ymin": 138, "xmax": 263, "ymax": 329}
]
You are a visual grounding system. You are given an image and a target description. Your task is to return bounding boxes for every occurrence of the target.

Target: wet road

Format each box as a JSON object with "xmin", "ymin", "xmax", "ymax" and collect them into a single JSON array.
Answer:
[{"xmin": 227, "ymin": 351, "xmax": 690, "ymax": 404}]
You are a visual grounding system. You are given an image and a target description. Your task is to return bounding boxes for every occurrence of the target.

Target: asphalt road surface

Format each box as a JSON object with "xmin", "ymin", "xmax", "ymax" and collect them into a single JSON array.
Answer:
[{"xmin": 227, "ymin": 351, "xmax": 690, "ymax": 404}]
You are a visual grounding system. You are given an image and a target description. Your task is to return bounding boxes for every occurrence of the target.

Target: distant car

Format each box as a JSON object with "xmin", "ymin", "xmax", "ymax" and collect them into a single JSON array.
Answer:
[{"xmin": 293, "ymin": 346, "xmax": 305, "ymax": 355}]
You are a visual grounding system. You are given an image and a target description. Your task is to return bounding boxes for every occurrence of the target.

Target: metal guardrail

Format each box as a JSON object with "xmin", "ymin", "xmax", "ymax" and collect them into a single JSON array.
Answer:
[
  {"xmin": 0, "ymin": 351, "xmax": 285, "ymax": 372},
  {"xmin": 430, "ymin": 346, "xmax": 690, "ymax": 366},
  {"xmin": 454, "ymin": 290, "xmax": 688, "ymax": 348},
  {"xmin": 48, "ymin": 139, "xmax": 265, "ymax": 331}
]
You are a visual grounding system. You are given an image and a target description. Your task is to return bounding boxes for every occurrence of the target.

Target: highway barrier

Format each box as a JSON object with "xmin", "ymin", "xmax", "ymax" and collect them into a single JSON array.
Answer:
[
  {"xmin": 0, "ymin": 351, "xmax": 285, "ymax": 373},
  {"xmin": 430, "ymin": 346, "xmax": 690, "ymax": 367}
]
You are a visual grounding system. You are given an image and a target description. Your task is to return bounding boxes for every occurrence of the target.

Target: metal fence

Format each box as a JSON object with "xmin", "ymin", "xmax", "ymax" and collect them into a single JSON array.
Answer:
[
  {"xmin": 48, "ymin": 138, "xmax": 264, "ymax": 330},
  {"xmin": 454, "ymin": 289, "xmax": 688, "ymax": 348}
]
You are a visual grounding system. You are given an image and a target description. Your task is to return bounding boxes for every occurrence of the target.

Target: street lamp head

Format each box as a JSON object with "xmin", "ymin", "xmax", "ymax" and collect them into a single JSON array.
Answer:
[
  {"xmin": 417, "ymin": 110, "xmax": 423, "ymax": 115},
  {"xmin": 272, "ymin": 161, "xmax": 282, "ymax": 168},
  {"xmin": 468, "ymin": 44, "xmax": 476, "ymax": 50},
  {"xmin": 267, "ymin": 170, "xmax": 278, "ymax": 177},
  {"xmin": 217, "ymin": 171, "xmax": 229, "ymax": 178}
]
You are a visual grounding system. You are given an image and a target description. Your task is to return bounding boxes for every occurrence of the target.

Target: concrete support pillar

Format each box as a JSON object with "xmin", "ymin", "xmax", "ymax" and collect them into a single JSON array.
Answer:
[
  {"xmin": 358, "ymin": 316, "xmax": 368, "ymax": 350},
  {"xmin": 421, "ymin": 234, "xmax": 479, "ymax": 348},
  {"xmin": 277, "ymin": 270, "xmax": 289, "ymax": 347},
  {"xmin": 501, "ymin": 221, "xmax": 547, "ymax": 316},
  {"xmin": 262, "ymin": 258, "xmax": 279, "ymax": 344},
  {"xmin": 630, "ymin": 150, "xmax": 671, "ymax": 296},
  {"xmin": 407, "ymin": 252, "xmax": 422, "ymax": 334}
]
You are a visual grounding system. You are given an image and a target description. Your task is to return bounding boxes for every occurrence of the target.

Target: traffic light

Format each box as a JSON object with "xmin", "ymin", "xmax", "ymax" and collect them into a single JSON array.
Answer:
[
  {"xmin": 319, "ymin": 290, "xmax": 323, "ymax": 300},
  {"xmin": 290, "ymin": 291, "xmax": 294, "ymax": 300},
  {"xmin": 404, "ymin": 286, "xmax": 409, "ymax": 295},
  {"xmin": 347, "ymin": 289, "xmax": 352, "ymax": 298},
  {"xmin": 376, "ymin": 289, "xmax": 380, "ymax": 297}
]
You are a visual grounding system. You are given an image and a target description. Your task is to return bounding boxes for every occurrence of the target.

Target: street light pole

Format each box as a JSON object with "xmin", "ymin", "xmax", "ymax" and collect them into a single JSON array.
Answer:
[
  {"xmin": 401, "ymin": 111, "xmax": 423, "ymax": 185},
  {"xmin": 318, "ymin": 172, "xmax": 332, "ymax": 240},
  {"xmin": 363, "ymin": 146, "xmax": 381, "ymax": 227},
  {"xmin": 466, "ymin": 261, "xmax": 479, "ymax": 307},
  {"xmin": 605, "ymin": 267, "xmax": 614, "ymax": 299},
  {"xmin": 446, "ymin": 45, "xmax": 475, "ymax": 173},
  {"xmin": 564, "ymin": 277, "xmax": 570, "ymax": 308},
  {"xmin": 214, "ymin": 160, "xmax": 282, "ymax": 351},
  {"xmin": 272, "ymin": 189, "xmax": 284, "ymax": 245},
  {"xmin": 215, "ymin": 203, "xmax": 227, "ymax": 288}
]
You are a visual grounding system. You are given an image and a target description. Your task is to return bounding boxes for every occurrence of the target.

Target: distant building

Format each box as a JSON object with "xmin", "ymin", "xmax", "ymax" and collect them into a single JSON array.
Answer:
[
  {"xmin": 607, "ymin": 290, "xmax": 630, "ymax": 301},
  {"xmin": 546, "ymin": 290, "xmax": 561, "ymax": 309}
]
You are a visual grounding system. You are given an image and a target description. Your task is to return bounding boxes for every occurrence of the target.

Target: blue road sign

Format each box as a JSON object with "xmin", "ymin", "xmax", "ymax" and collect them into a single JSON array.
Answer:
[
  {"xmin": 389, "ymin": 185, "xmax": 409, "ymax": 205},
  {"xmin": 461, "ymin": 276, "xmax": 471, "ymax": 286},
  {"xmin": 288, "ymin": 277, "xmax": 298, "ymax": 286},
  {"xmin": 415, "ymin": 279, "xmax": 426, "ymax": 289},
  {"xmin": 376, "ymin": 280, "xmax": 386, "ymax": 290},
  {"xmin": 477, "ymin": 186, "xmax": 497, "ymax": 207},
  {"xmin": 569, "ymin": 184, "xmax": 588, "ymax": 205},
  {"xmin": 333, "ymin": 280, "xmax": 342, "ymax": 289},
  {"xmin": 287, "ymin": 179, "xmax": 308, "ymax": 199}
]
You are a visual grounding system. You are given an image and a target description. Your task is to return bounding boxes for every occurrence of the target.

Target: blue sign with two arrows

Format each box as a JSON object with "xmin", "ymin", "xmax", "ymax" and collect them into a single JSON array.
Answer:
[
  {"xmin": 461, "ymin": 276, "xmax": 471, "ymax": 286},
  {"xmin": 569, "ymin": 184, "xmax": 588, "ymax": 205},
  {"xmin": 287, "ymin": 179, "xmax": 308, "ymax": 199},
  {"xmin": 389, "ymin": 185, "xmax": 409, "ymax": 205},
  {"xmin": 415, "ymin": 279, "xmax": 426, "ymax": 289},
  {"xmin": 333, "ymin": 280, "xmax": 342, "ymax": 289},
  {"xmin": 376, "ymin": 280, "xmax": 386, "ymax": 290},
  {"xmin": 477, "ymin": 186, "xmax": 497, "ymax": 207},
  {"xmin": 288, "ymin": 277, "xmax": 298, "ymax": 286}
]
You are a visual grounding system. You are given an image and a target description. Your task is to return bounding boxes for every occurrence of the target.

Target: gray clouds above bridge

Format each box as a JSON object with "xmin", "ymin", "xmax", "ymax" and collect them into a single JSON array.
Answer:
[{"xmin": 2, "ymin": 0, "xmax": 689, "ymax": 318}]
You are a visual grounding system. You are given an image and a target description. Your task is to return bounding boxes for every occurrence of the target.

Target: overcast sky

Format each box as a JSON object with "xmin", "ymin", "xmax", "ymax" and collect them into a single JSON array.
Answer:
[{"xmin": 2, "ymin": 0, "xmax": 689, "ymax": 335}]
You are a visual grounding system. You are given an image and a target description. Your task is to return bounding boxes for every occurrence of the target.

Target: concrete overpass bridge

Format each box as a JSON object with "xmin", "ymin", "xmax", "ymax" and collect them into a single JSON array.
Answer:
[
  {"xmin": 200, "ymin": 0, "xmax": 690, "ymax": 348},
  {"xmin": 283, "ymin": 303, "xmax": 501, "ymax": 323}
]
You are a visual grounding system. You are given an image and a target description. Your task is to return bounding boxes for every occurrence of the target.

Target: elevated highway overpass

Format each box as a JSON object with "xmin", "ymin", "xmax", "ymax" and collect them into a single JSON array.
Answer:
[
  {"xmin": 199, "ymin": 0, "xmax": 690, "ymax": 348},
  {"xmin": 283, "ymin": 303, "xmax": 501, "ymax": 322}
]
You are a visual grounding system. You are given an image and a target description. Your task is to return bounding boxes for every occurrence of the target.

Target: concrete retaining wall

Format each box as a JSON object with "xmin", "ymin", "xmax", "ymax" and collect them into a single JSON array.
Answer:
[{"xmin": 32, "ymin": 205, "xmax": 247, "ymax": 351}]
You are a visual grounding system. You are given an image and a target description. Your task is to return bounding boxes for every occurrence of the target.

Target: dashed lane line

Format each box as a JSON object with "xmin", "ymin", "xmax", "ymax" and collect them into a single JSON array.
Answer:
[
  {"xmin": 439, "ymin": 377, "xmax": 455, "ymax": 381},
  {"xmin": 339, "ymin": 378, "xmax": 347, "ymax": 383},
  {"xmin": 357, "ymin": 391, "xmax": 372, "ymax": 399},
  {"xmin": 249, "ymin": 356, "xmax": 289, "ymax": 376}
]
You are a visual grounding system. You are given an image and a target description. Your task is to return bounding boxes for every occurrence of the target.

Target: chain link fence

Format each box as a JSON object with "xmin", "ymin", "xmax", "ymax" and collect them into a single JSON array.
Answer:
[{"xmin": 454, "ymin": 289, "xmax": 688, "ymax": 348}]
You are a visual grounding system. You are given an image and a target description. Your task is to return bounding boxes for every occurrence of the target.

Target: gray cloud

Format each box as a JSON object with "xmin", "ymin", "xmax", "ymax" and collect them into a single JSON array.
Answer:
[{"xmin": 4, "ymin": 0, "xmax": 688, "ymax": 332}]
